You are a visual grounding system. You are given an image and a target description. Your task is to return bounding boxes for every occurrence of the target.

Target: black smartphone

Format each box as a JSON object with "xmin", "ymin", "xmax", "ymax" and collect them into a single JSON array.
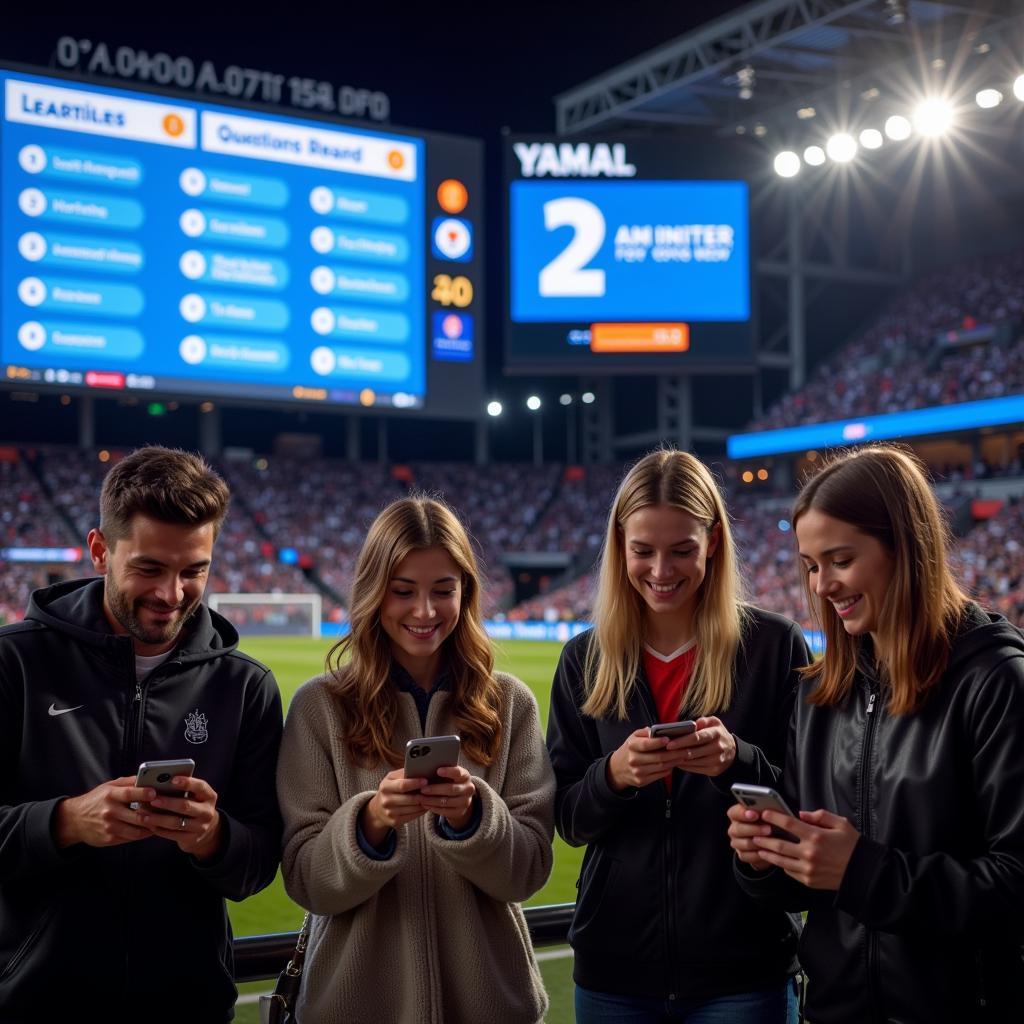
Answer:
[
  {"xmin": 648, "ymin": 720, "xmax": 697, "ymax": 740},
  {"xmin": 404, "ymin": 735, "xmax": 461, "ymax": 785},
  {"xmin": 730, "ymin": 783, "xmax": 800, "ymax": 843}
]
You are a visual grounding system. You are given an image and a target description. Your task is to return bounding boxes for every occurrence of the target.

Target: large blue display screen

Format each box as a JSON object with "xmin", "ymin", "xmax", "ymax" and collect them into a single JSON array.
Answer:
[
  {"xmin": 504, "ymin": 137, "xmax": 753, "ymax": 373},
  {"xmin": 510, "ymin": 180, "xmax": 749, "ymax": 322},
  {"xmin": 1, "ymin": 68, "xmax": 484, "ymax": 414}
]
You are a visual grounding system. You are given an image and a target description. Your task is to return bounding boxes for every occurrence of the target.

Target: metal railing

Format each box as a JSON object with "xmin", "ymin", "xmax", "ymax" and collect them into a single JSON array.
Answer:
[{"xmin": 232, "ymin": 902, "xmax": 576, "ymax": 983}]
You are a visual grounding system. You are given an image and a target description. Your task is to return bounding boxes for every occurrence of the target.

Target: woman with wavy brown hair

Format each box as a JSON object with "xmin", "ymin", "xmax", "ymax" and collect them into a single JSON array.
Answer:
[
  {"xmin": 727, "ymin": 444, "xmax": 1024, "ymax": 1022},
  {"xmin": 547, "ymin": 448, "xmax": 809, "ymax": 1023},
  {"xmin": 277, "ymin": 495, "xmax": 554, "ymax": 1024}
]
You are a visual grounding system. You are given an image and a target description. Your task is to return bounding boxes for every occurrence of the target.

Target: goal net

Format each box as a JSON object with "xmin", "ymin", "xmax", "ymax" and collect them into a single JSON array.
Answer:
[{"xmin": 207, "ymin": 592, "xmax": 322, "ymax": 637}]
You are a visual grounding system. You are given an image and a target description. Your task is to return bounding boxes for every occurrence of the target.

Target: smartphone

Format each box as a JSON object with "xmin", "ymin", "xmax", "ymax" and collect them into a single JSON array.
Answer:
[
  {"xmin": 648, "ymin": 720, "xmax": 697, "ymax": 740},
  {"xmin": 730, "ymin": 783, "xmax": 800, "ymax": 843},
  {"xmin": 404, "ymin": 735, "xmax": 461, "ymax": 785},
  {"xmin": 131, "ymin": 758, "xmax": 196, "ymax": 809}
]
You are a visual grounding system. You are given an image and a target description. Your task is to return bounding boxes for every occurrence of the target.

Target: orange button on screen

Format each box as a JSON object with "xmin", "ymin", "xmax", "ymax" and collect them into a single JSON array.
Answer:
[
  {"xmin": 162, "ymin": 113, "xmax": 185, "ymax": 138},
  {"xmin": 590, "ymin": 323, "xmax": 690, "ymax": 353}
]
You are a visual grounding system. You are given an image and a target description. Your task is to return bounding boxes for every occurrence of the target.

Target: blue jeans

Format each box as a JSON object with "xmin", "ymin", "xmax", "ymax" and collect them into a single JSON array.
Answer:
[{"xmin": 575, "ymin": 978, "xmax": 799, "ymax": 1024}]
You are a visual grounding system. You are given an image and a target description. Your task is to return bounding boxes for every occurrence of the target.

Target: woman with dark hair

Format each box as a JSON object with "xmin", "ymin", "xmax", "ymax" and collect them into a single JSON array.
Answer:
[
  {"xmin": 277, "ymin": 496, "xmax": 554, "ymax": 1024},
  {"xmin": 728, "ymin": 444, "xmax": 1024, "ymax": 1022},
  {"xmin": 547, "ymin": 449, "xmax": 809, "ymax": 1023}
]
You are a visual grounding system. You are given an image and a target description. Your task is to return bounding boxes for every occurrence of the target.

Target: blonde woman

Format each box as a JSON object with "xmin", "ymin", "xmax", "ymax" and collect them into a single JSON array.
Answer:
[
  {"xmin": 547, "ymin": 449, "xmax": 808, "ymax": 1024},
  {"xmin": 277, "ymin": 496, "xmax": 554, "ymax": 1024},
  {"xmin": 728, "ymin": 445, "xmax": 1024, "ymax": 1022}
]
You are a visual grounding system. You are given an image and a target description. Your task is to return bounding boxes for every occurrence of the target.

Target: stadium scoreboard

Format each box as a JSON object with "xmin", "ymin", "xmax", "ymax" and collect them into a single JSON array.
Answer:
[
  {"xmin": 1, "ymin": 65, "xmax": 484, "ymax": 417},
  {"xmin": 505, "ymin": 136, "xmax": 753, "ymax": 373}
]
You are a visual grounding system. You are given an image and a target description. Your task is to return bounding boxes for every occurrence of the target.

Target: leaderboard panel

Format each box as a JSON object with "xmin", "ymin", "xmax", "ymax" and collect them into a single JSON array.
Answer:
[
  {"xmin": 1, "ymin": 67, "xmax": 483, "ymax": 416},
  {"xmin": 505, "ymin": 136, "xmax": 752, "ymax": 373}
]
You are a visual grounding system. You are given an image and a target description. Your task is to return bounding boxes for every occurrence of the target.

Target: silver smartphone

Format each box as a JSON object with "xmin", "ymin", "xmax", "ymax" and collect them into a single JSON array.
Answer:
[
  {"xmin": 404, "ymin": 735, "xmax": 461, "ymax": 785},
  {"xmin": 132, "ymin": 758, "xmax": 196, "ymax": 809},
  {"xmin": 648, "ymin": 720, "xmax": 697, "ymax": 740},
  {"xmin": 730, "ymin": 783, "xmax": 800, "ymax": 843}
]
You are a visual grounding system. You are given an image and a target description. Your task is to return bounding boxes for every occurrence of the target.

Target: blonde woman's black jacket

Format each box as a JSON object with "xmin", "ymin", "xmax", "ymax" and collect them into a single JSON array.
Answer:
[
  {"xmin": 546, "ymin": 606, "xmax": 809, "ymax": 1000},
  {"xmin": 0, "ymin": 579, "xmax": 284, "ymax": 1024},
  {"xmin": 736, "ymin": 604, "xmax": 1024, "ymax": 1023}
]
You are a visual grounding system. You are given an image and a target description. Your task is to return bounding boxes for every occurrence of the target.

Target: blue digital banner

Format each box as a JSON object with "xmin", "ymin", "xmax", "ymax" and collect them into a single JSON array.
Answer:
[
  {"xmin": 727, "ymin": 394, "xmax": 1024, "ymax": 459},
  {"xmin": 1, "ymin": 69, "xmax": 430, "ymax": 405},
  {"xmin": 510, "ymin": 179, "xmax": 749, "ymax": 323}
]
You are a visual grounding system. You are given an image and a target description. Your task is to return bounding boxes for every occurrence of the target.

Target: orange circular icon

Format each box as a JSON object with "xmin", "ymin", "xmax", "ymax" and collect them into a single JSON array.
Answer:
[
  {"xmin": 437, "ymin": 179, "xmax": 468, "ymax": 214},
  {"xmin": 163, "ymin": 114, "xmax": 185, "ymax": 138},
  {"xmin": 387, "ymin": 150, "xmax": 405, "ymax": 170},
  {"xmin": 359, "ymin": 388, "xmax": 376, "ymax": 407}
]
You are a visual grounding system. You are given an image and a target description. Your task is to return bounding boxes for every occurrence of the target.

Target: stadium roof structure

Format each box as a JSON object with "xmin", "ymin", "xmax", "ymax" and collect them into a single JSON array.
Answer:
[
  {"xmin": 547, "ymin": 0, "xmax": 1024, "ymax": 463},
  {"xmin": 555, "ymin": 0, "xmax": 1023, "ymax": 137}
]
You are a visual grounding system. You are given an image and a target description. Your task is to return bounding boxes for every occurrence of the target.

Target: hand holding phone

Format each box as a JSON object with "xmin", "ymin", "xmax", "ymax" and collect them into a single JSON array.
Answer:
[
  {"xmin": 730, "ymin": 783, "xmax": 800, "ymax": 843},
  {"xmin": 607, "ymin": 724, "xmax": 694, "ymax": 792}
]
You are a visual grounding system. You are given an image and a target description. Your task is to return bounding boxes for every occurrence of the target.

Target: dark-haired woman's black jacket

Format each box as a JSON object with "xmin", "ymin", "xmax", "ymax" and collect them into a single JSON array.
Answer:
[
  {"xmin": 737, "ymin": 604, "xmax": 1024, "ymax": 1023},
  {"xmin": 546, "ymin": 607, "xmax": 809, "ymax": 1000}
]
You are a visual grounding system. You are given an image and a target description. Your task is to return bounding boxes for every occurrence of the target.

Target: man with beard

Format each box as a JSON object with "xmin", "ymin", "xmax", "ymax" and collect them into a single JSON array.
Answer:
[{"xmin": 0, "ymin": 446, "xmax": 283, "ymax": 1024}]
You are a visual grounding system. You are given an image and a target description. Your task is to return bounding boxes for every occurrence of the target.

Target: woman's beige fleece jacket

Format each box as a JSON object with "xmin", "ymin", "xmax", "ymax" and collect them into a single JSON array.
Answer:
[{"xmin": 277, "ymin": 671, "xmax": 556, "ymax": 1024}]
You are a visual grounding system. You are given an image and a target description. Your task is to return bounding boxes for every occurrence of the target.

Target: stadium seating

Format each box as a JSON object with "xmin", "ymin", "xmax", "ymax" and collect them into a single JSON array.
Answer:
[{"xmin": 750, "ymin": 248, "xmax": 1024, "ymax": 432}]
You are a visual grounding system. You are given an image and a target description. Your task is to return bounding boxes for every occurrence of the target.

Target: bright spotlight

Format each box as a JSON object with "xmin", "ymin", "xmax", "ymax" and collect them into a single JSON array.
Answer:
[
  {"xmin": 884, "ymin": 114, "xmax": 912, "ymax": 141},
  {"xmin": 1014, "ymin": 74, "xmax": 1024, "ymax": 102},
  {"xmin": 581, "ymin": 391, "xmax": 596, "ymax": 404},
  {"xmin": 803, "ymin": 145, "xmax": 826, "ymax": 166},
  {"xmin": 559, "ymin": 393, "xmax": 573, "ymax": 405},
  {"xmin": 486, "ymin": 400, "xmax": 503, "ymax": 417},
  {"xmin": 912, "ymin": 98, "xmax": 953, "ymax": 136},
  {"xmin": 826, "ymin": 132, "xmax": 857, "ymax": 163},
  {"xmin": 859, "ymin": 128, "xmax": 883, "ymax": 149},
  {"xmin": 526, "ymin": 395, "xmax": 542, "ymax": 411},
  {"xmin": 975, "ymin": 88, "xmax": 1002, "ymax": 109},
  {"xmin": 773, "ymin": 151, "xmax": 801, "ymax": 178}
]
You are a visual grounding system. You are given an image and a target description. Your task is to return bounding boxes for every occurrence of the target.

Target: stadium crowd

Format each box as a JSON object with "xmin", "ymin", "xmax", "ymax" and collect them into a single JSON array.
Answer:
[
  {"xmin": 2, "ymin": 447, "xmax": 1020, "ymax": 629},
  {"xmin": 750, "ymin": 248, "xmax": 1024, "ymax": 431}
]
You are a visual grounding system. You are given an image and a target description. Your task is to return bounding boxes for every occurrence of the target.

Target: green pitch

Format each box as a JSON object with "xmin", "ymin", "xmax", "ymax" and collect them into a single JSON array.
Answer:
[{"xmin": 230, "ymin": 636, "xmax": 581, "ymax": 937}]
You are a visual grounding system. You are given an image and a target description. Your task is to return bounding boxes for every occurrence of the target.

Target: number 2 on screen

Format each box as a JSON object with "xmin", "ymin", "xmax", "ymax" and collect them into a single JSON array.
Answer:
[{"xmin": 538, "ymin": 198, "xmax": 607, "ymax": 298}]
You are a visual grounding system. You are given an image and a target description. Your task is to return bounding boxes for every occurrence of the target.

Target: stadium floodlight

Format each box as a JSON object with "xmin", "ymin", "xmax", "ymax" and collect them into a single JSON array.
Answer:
[
  {"xmin": 1014, "ymin": 74, "xmax": 1024, "ymax": 102},
  {"xmin": 825, "ymin": 132, "xmax": 857, "ymax": 163},
  {"xmin": 912, "ymin": 97, "xmax": 953, "ymax": 136},
  {"xmin": 884, "ymin": 114, "xmax": 912, "ymax": 140},
  {"xmin": 803, "ymin": 145, "xmax": 826, "ymax": 166},
  {"xmin": 559, "ymin": 393, "xmax": 573, "ymax": 405},
  {"xmin": 773, "ymin": 151, "xmax": 801, "ymax": 178},
  {"xmin": 859, "ymin": 128, "xmax": 884, "ymax": 150},
  {"xmin": 883, "ymin": 0, "xmax": 908, "ymax": 26},
  {"xmin": 737, "ymin": 65, "xmax": 755, "ymax": 101},
  {"xmin": 975, "ymin": 88, "xmax": 1002, "ymax": 109},
  {"xmin": 581, "ymin": 391, "xmax": 596, "ymax": 404},
  {"xmin": 526, "ymin": 395, "xmax": 542, "ymax": 411},
  {"xmin": 487, "ymin": 400, "xmax": 503, "ymax": 417}
]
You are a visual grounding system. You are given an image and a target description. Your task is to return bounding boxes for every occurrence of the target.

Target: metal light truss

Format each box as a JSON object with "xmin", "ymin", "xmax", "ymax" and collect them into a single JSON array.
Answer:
[
  {"xmin": 556, "ymin": 0, "xmax": 879, "ymax": 135},
  {"xmin": 554, "ymin": 0, "xmax": 1014, "ymax": 136}
]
